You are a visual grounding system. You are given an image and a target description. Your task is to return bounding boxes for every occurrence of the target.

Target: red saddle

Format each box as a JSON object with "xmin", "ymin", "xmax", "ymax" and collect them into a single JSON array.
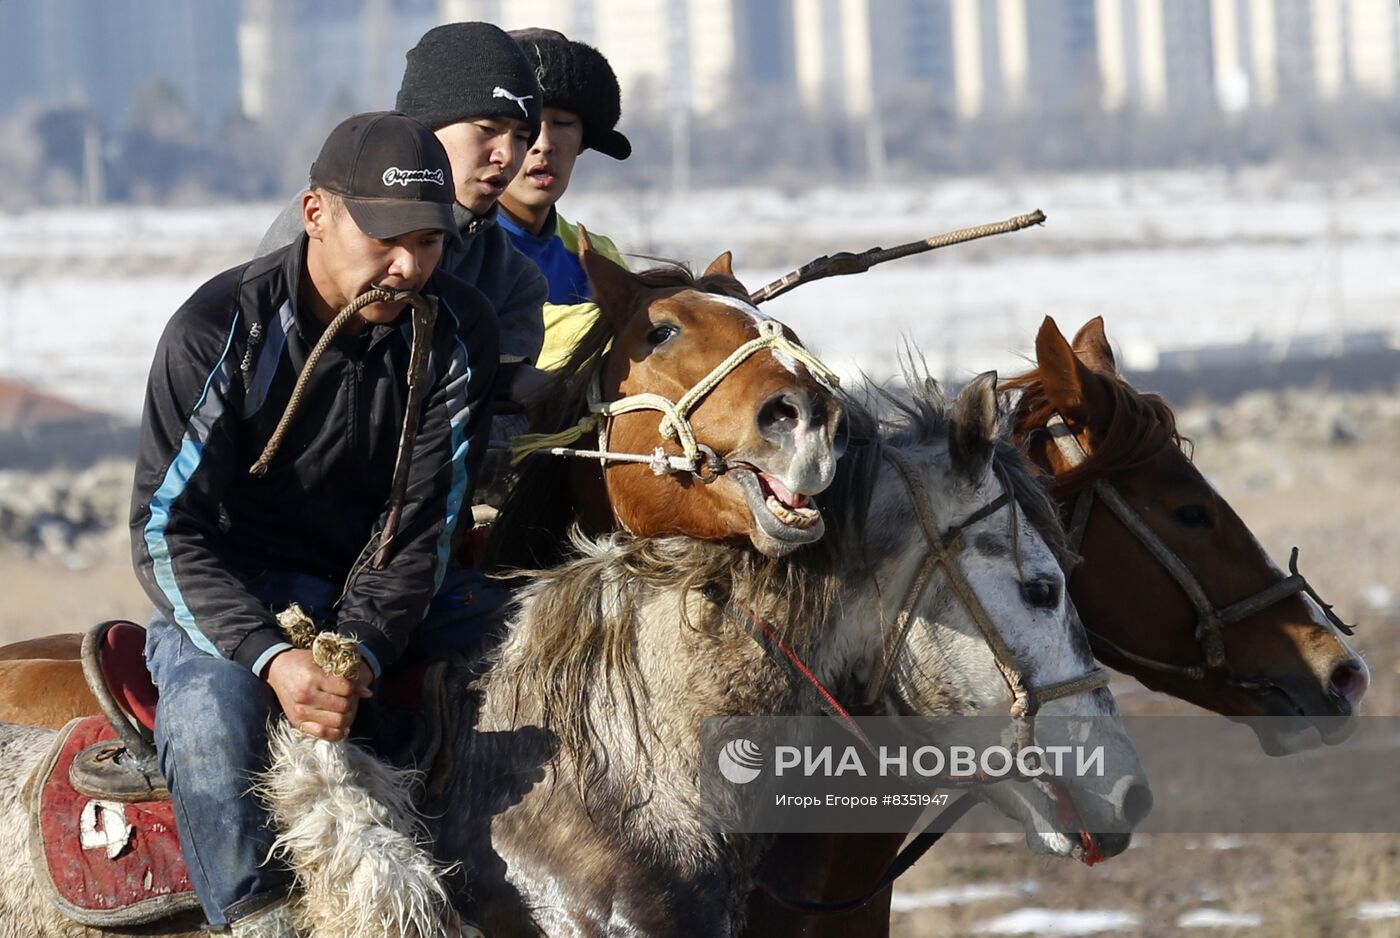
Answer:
[
  {"xmin": 90, "ymin": 620, "xmax": 159, "ymax": 735},
  {"xmin": 29, "ymin": 715, "xmax": 198, "ymax": 927}
]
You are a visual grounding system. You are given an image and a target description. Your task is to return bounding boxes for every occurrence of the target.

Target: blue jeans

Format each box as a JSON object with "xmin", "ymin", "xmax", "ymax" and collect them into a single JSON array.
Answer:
[{"xmin": 145, "ymin": 565, "xmax": 510, "ymax": 927}]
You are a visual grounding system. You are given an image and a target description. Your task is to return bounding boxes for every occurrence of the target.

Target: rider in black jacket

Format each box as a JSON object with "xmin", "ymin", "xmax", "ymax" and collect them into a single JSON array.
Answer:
[{"xmin": 130, "ymin": 112, "xmax": 496, "ymax": 936}]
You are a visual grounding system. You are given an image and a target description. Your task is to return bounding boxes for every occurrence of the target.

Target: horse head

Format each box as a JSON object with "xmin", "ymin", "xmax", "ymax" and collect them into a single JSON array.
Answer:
[
  {"xmin": 495, "ymin": 237, "xmax": 845, "ymax": 566},
  {"xmin": 834, "ymin": 373, "xmax": 1150, "ymax": 861},
  {"xmin": 1006, "ymin": 316, "xmax": 1368, "ymax": 755},
  {"xmin": 581, "ymin": 243, "xmax": 844, "ymax": 555}
]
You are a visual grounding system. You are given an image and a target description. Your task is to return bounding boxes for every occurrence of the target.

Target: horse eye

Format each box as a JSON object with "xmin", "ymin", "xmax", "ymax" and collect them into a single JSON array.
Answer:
[
  {"xmin": 646, "ymin": 323, "xmax": 679, "ymax": 347},
  {"xmin": 1021, "ymin": 577, "xmax": 1059, "ymax": 610},
  {"xmin": 1172, "ymin": 505, "xmax": 1212, "ymax": 528}
]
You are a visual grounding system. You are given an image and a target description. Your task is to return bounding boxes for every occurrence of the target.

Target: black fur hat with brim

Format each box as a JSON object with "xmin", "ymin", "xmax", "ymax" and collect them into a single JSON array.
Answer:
[{"xmin": 510, "ymin": 28, "xmax": 631, "ymax": 161}]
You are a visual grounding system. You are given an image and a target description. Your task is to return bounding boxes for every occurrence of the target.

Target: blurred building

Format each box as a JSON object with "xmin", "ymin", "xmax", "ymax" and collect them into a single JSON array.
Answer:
[
  {"xmin": 0, "ymin": 0, "xmax": 240, "ymax": 125},
  {"xmin": 1, "ymin": 0, "xmax": 1397, "ymax": 147}
]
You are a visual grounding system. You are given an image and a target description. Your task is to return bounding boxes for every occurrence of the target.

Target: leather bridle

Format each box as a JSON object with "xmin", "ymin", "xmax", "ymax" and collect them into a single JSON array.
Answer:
[
  {"xmin": 1046, "ymin": 413, "xmax": 1355, "ymax": 689},
  {"xmin": 867, "ymin": 447, "xmax": 1111, "ymax": 751}
]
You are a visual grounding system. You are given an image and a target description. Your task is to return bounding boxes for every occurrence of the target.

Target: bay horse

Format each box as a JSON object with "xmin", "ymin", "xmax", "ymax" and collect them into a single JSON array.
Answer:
[
  {"xmin": 0, "ymin": 241, "xmax": 845, "ymax": 729},
  {"xmin": 742, "ymin": 315, "xmax": 1370, "ymax": 938},
  {"xmin": 0, "ymin": 374, "xmax": 1149, "ymax": 936}
]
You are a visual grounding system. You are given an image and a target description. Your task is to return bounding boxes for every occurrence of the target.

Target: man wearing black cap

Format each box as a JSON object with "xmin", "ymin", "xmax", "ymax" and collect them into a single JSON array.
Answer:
[
  {"xmin": 258, "ymin": 22, "xmax": 550, "ymax": 401},
  {"xmin": 134, "ymin": 112, "xmax": 496, "ymax": 936},
  {"xmin": 498, "ymin": 29, "xmax": 634, "ymax": 371}
]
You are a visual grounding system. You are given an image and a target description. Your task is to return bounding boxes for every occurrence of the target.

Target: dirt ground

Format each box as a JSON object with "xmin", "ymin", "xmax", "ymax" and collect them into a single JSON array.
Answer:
[{"xmin": 0, "ymin": 390, "xmax": 1396, "ymax": 936}]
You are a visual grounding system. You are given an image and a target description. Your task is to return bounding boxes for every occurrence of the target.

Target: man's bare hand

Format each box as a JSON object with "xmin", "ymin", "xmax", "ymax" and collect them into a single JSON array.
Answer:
[{"xmin": 265, "ymin": 648, "xmax": 373, "ymax": 741}]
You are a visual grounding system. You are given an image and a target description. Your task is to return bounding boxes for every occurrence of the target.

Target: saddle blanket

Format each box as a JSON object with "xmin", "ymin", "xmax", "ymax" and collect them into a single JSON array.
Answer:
[{"xmin": 27, "ymin": 716, "xmax": 199, "ymax": 927}]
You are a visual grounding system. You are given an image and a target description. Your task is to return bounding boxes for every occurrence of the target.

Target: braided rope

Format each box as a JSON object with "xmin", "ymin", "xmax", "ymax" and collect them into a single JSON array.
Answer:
[
  {"xmin": 250, "ymin": 286, "xmax": 404, "ymax": 477},
  {"xmin": 749, "ymin": 209, "xmax": 1046, "ymax": 305}
]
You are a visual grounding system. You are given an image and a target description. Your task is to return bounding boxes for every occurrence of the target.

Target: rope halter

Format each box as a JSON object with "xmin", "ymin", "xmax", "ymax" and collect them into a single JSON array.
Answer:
[{"xmin": 510, "ymin": 318, "xmax": 841, "ymax": 479}]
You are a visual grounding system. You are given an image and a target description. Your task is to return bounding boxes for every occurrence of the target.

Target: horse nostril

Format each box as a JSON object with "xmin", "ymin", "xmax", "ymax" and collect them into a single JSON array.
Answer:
[
  {"xmin": 757, "ymin": 392, "xmax": 806, "ymax": 438},
  {"xmin": 1328, "ymin": 660, "xmax": 1368, "ymax": 709},
  {"xmin": 1121, "ymin": 781, "xmax": 1153, "ymax": 828}
]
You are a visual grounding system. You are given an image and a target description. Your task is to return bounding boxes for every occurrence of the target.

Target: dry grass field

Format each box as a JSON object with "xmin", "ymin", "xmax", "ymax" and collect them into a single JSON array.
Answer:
[{"xmin": 0, "ymin": 388, "xmax": 1395, "ymax": 935}]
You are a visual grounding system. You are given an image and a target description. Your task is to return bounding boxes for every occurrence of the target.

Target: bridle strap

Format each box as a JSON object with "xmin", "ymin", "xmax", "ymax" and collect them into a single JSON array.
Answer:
[
  {"xmin": 870, "ymin": 449, "xmax": 1031, "ymax": 713},
  {"xmin": 510, "ymin": 318, "xmax": 840, "ymax": 477},
  {"xmin": 1045, "ymin": 411, "xmax": 1355, "ymax": 682},
  {"xmin": 704, "ymin": 582, "xmax": 876, "ymax": 756}
]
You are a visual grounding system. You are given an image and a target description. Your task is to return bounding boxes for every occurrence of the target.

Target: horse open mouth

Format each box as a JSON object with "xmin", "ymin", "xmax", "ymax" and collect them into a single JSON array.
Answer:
[
  {"xmin": 757, "ymin": 471, "xmax": 822, "ymax": 529},
  {"xmin": 1051, "ymin": 783, "xmax": 1108, "ymax": 866},
  {"xmin": 732, "ymin": 467, "xmax": 825, "ymax": 544}
]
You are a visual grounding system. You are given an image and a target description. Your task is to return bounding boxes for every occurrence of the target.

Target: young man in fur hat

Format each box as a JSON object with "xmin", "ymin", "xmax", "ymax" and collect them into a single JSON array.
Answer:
[
  {"xmin": 498, "ymin": 29, "xmax": 632, "ymax": 371},
  {"xmin": 259, "ymin": 21, "xmax": 550, "ymax": 400}
]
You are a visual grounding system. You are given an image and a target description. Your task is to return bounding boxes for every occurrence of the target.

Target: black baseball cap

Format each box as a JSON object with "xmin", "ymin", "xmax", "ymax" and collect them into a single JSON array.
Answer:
[{"xmin": 309, "ymin": 111, "xmax": 456, "ymax": 239}]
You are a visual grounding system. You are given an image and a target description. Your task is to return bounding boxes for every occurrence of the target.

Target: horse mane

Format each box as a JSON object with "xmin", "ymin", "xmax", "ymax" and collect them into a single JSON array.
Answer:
[
  {"xmin": 824, "ymin": 366, "xmax": 1071, "ymax": 569},
  {"xmin": 485, "ymin": 261, "xmax": 752, "ymax": 573},
  {"xmin": 491, "ymin": 530, "xmax": 841, "ymax": 798},
  {"xmin": 490, "ymin": 363, "xmax": 1069, "ymax": 794},
  {"xmin": 1001, "ymin": 363, "xmax": 1186, "ymax": 498}
]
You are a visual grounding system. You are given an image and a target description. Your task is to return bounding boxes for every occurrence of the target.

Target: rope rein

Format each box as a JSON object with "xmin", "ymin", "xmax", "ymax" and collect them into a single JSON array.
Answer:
[{"xmin": 250, "ymin": 285, "xmax": 439, "ymax": 571}]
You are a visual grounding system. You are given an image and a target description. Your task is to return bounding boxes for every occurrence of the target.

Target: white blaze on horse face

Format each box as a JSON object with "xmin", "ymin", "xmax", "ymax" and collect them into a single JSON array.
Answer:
[{"xmin": 700, "ymin": 293, "xmax": 838, "ymax": 391}]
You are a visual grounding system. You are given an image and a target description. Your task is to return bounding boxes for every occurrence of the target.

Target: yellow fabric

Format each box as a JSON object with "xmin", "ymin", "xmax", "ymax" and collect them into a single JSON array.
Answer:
[{"xmin": 538, "ymin": 215, "xmax": 627, "ymax": 372}]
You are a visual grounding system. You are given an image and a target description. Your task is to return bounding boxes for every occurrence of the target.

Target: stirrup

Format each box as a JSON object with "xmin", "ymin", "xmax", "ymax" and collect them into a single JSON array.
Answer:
[{"xmin": 72, "ymin": 621, "xmax": 168, "ymax": 802}]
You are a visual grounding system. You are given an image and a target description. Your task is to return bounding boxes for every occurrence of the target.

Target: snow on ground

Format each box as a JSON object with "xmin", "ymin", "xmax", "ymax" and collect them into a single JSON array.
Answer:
[
  {"xmin": 1176, "ymin": 908, "xmax": 1264, "ymax": 928},
  {"xmin": 890, "ymin": 880, "xmax": 1039, "ymax": 911},
  {"xmin": 971, "ymin": 907, "xmax": 1142, "ymax": 935},
  {"xmin": 3, "ymin": 168, "xmax": 1398, "ymax": 419},
  {"xmin": 1352, "ymin": 900, "xmax": 1400, "ymax": 920}
]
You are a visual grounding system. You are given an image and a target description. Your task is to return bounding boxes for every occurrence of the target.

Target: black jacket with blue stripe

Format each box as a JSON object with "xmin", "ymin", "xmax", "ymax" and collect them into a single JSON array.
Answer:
[{"xmin": 130, "ymin": 235, "xmax": 498, "ymax": 677}]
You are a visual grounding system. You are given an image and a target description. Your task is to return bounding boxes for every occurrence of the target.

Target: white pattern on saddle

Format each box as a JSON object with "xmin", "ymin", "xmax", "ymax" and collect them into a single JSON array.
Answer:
[{"xmin": 79, "ymin": 799, "xmax": 133, "ymax": 860}]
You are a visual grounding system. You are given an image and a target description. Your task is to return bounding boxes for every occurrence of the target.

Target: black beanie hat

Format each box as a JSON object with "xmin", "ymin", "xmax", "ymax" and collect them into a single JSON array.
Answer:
[
  {"xmin": 509, "ymin": 28, "xmax": 631, "ymax": 160},
  {"xmin": 396, "ymin": 23, "xmax": 542, "ymax": 140}
]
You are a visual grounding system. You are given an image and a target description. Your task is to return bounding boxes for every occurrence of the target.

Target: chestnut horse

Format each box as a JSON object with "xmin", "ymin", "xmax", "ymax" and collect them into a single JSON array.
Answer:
[
  {"xmin": 0, "ymin": 243, "xmax": 845, "ymax": 729},
  {"xmin": 742, "ymin": 316, "xmax": 1369, "ymax": 938},
  {"xmin": 487, "ymin": 245, "xmax": 844, "ymax": 571}
]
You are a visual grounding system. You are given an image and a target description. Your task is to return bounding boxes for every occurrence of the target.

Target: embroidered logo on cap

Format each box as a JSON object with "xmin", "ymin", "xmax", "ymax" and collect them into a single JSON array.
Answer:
[
  {"xmin": 492, "ymin": 86, "xmax": 534, "ymax": 115},
  {"xmin": 382, "ymin": 167, "xmax": 446, "ymax": 187}
]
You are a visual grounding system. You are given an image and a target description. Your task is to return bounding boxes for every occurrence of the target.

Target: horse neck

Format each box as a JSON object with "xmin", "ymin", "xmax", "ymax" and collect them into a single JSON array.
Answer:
[{"xmin": 475, "ymin": 546, "xmax": 811, "ymax": 832}]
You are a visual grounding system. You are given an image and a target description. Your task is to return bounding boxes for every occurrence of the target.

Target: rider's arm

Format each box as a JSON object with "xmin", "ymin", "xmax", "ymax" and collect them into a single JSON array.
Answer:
[
  {"xmin": 492, "ymin": 231, "xmax": 548, "ymax": 369},
  {"xmin": 130, "ymin": 275, "xmax": 287, "ymax": 674},
  {"xmin": 335, "ymin": 282, "xmax": 500, "ymax": 677}
]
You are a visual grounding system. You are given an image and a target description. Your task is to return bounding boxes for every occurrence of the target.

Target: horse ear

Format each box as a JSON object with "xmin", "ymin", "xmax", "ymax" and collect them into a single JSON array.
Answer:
[
  {"xmin": 1071, "ymin": 316, "xmax": 1118, "ymax": 375},
  {"xmin": 949, "ymin": 371, "xmax": 999, "ymax": 483},
  {"xmin": 703, "ymin": 251, "xmax": 735, "ymax": 278},
  {"xmin": 1036, "ymin": 316, "xmax": 1108, "ymax": 426},
  {"xmin": 579, "ymin": 224, "xmax": 639, "ymax": 325}
]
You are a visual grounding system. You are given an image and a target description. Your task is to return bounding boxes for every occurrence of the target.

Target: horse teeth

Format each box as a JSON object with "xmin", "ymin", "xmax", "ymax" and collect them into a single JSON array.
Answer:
[{"xmin": 765, "ymin": 495, "xmax": 820, "ymax": 529}]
